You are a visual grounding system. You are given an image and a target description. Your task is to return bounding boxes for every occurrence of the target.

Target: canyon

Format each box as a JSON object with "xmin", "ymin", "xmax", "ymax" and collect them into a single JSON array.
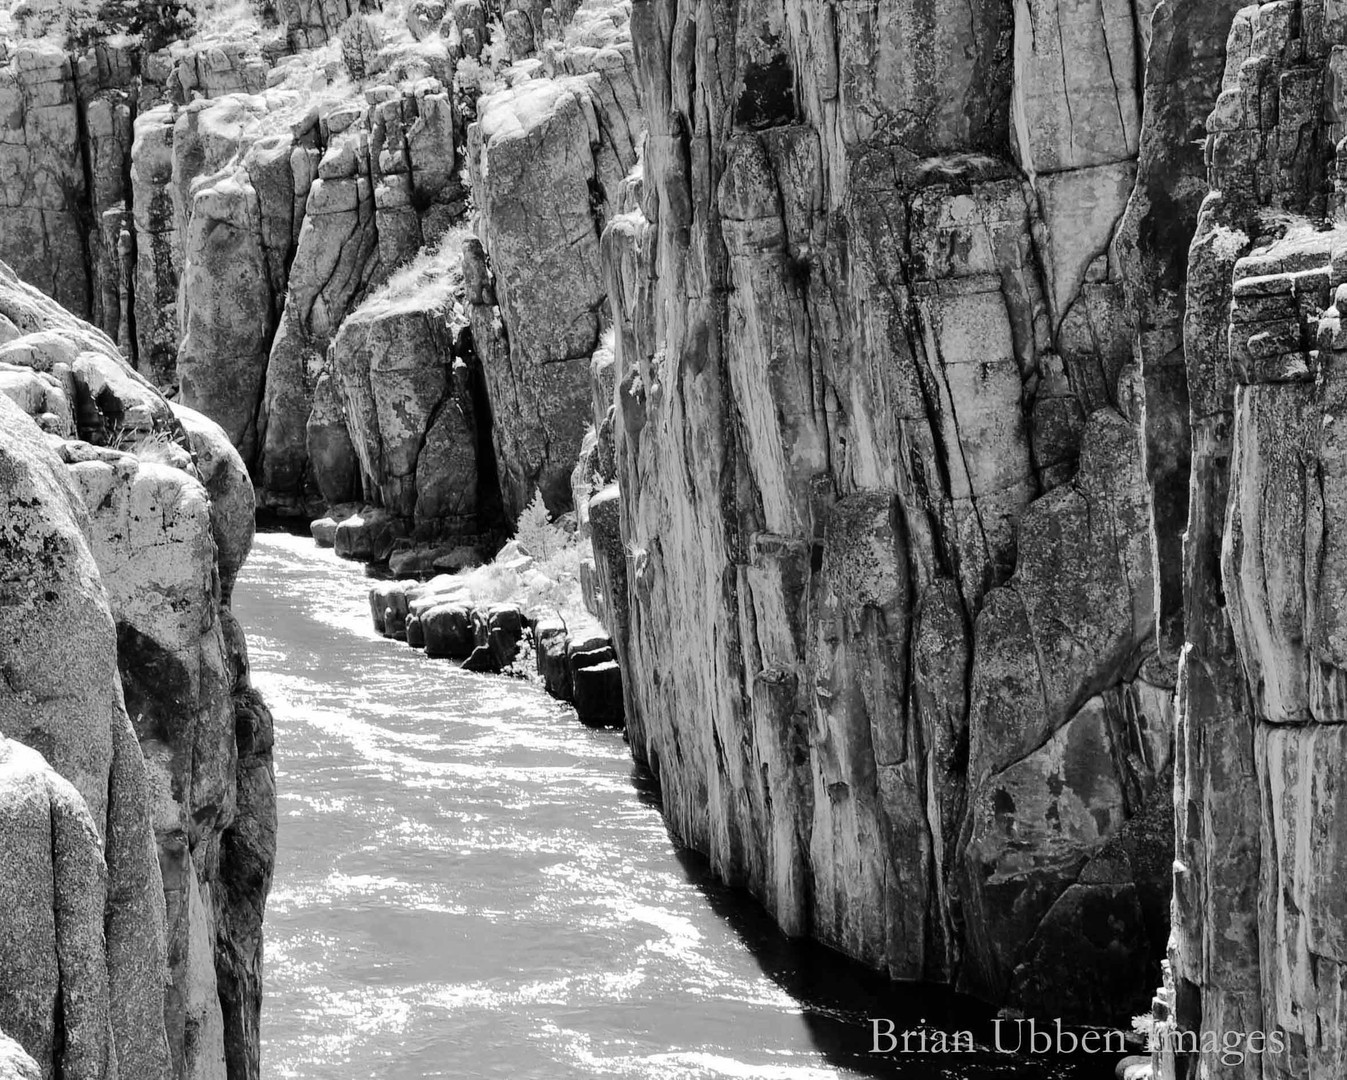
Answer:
[{"xmin": 1, "ymin": 0, "xmax": 1346, "ymax": 1078}]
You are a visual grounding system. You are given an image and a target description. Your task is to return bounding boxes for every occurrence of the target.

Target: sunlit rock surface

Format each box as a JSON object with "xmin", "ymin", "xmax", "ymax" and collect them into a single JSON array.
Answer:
[
  {"xmin": 0, "ymin": 0, "xmax": 640, "ymax": 537},
  {"xmin": 464, "ymin": 36, "xmax": 641, "ymax": 513},
  {"xmin": 0, "ymin": 263, "xmax": 275, "ymax": 1080},
  {"xmin": 592, "ymin": 0, "xmax": 1176, "ymax": 1025},
  {"xmin": 582, "ymin": 0, "xmax": 1347, "ymax": 1062},
  {"xmin": 10, "ymin": 0, "xmax": 1347, "ymax": 1068},
  {"xmin": 330, "ymin": 243, "xmax": 499, "ymax": 539}
]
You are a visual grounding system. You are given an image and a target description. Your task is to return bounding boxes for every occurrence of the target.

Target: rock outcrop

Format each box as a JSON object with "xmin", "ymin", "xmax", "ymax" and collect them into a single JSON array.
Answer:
[
  {"xmin": 1145, "ymin": 5, "xmax": 1347, "ymax": 1078},
  {"xmin": 464, "ymin": 26, "xmax": 641, "ymax": 514},
  {"xmin": 0, "ymin": 262, "xmax": 275, "ymax": 1080},
  {"xmin": 1, "ymin": 0, "xmax": 642, "ymax": 537},
  {"xmin": 2, "ymin": 4, "xmax": 468, "ymax": 515},
  {"xmin": 588, "ymin": 0, "xmax": 1175, "ymax": 1024},
  {"xmin": 329, "ymin": 241, "xmax": 499, "ymax": 537},
  {"xmin": 163, "ymin": 63, "xmax": 469, "ymax": 515}
]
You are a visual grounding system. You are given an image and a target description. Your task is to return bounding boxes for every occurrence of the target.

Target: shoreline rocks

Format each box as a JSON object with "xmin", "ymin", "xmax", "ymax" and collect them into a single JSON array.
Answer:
[{"xmin": 366, "ymin": 562, "xmax": 624, "ymax": 724}]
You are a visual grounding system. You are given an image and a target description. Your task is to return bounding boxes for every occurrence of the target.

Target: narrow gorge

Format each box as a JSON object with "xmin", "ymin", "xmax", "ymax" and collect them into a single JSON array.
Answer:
[{"xmin": 0, "ymin": 0, "xmax": 1345, "ymax": 1077}]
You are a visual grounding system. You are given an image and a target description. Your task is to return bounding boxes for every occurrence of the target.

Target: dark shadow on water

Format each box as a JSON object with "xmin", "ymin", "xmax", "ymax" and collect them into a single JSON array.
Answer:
[{"xmin": 627, "ymin": 762, "xmax": 1134, "ymax": 1080}]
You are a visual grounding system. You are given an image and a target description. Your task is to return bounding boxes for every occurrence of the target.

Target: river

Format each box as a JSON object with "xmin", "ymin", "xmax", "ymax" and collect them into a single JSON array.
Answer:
[{"xmin": 235, "ymin": 530, "xmax": 1119, "ymax": 1080}]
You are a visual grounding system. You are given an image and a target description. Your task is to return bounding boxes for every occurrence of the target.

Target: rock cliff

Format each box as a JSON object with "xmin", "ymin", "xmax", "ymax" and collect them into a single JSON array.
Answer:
[
  {"xmin": 0, "ymin": 0, "xmax": 638, "ymax": 531},
  {"xmin": 329, "ymin": 238, "xmax": 499, "ymax": 536},
  {"xmin": 9, "ymin": 0, "xmax": 1347, "ymax": 1071},
  {"xmin": 1146, "ymin": 4, "xmax": 1347, "ymax": 1078},
  {"xmin": 593, "ymin": 0, "xmax": 1174, "ymax": 1023},
  {"xmin": 463, "ymin": 12, "xmax": 640, "ymax": 514},
  {"xmin": 586, "ymin": 0, "xmax": 1347, "ymax": 1063},
  {"xmin": 0, "ymin": 262, "xmax": 275, "ymax": 1080}
]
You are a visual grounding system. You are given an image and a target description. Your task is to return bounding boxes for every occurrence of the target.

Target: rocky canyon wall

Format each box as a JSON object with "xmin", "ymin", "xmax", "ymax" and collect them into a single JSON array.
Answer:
[
  {"xmin": 0, "ymin": 0, "xmax": 642, "ymax": 534},
  {"xmin": 1146, "ymin": 3, "xmax": 1347, "ymax": 1078},
  {"xmin": 582, "ymin": 0, "xmax": 1347, "ymax": 1062},
  {"xmin": 12, "ymin": 0, "xmax": 1347, "ymax": 1071},
  {"xmin": 0, "ymin": 262, "xmax": 275, "ymax": 1080},
  {"xmin": 593, "ymin": 0, "xmax": 1179, "ymax": 1024}
]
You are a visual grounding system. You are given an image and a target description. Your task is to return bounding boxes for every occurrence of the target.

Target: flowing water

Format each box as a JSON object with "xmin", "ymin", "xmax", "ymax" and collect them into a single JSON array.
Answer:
[{"xmin": 236, "ymin": 530, "xmax": 1125, "ymax": 1080}]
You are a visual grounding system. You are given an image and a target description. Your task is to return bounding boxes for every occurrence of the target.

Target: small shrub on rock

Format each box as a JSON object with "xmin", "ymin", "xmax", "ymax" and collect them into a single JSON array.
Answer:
[
  {"xmin": 66, "ymin": 0, "xmax": 198, "ymax": 49},
  {"xmin": 513, "ymin": 489, "xmax": 565, "ymax": 561}
]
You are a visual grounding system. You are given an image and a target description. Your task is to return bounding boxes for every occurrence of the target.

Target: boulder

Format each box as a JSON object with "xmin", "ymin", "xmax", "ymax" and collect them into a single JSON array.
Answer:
[
  {"xmin": 311, "ymin": 516, "xmax": 341, "ymax": 546},
  {"xmin": 483, "ymin": 603, "xmax": 524, "ymax": 668},
  {"xmin": 422, "ymin": 602, "xmax": 475, "ymax": 658},
  {"xmin": 368, "ymin": 581, "xmax": 407, "ymax": 634},
  {"xmin": 572, "ymin": 660, "xmax": 622, "ymax": 726},
  {"xmin": 534, "ymin": 615, "xmax": 572, "ymax": 699},
  {"xmin": 334, "ymin": 507, "xmax": 407, "ymax": 561},
  {"xmin": 0, "ymin": 1032, "xmax": 39, "ymax": 1080}
]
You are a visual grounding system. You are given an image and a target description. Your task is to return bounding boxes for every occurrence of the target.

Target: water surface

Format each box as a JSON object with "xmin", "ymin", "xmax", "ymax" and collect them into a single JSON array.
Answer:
[{"xmin": 236, "ymin": 531, "xmax": 1120, "ymax": 1079}]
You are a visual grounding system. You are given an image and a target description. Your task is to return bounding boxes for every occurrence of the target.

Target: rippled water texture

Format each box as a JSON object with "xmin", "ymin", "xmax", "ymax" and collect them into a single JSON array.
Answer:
[{"xmin": 237, "ymin": 531, "xmax": 1114, "ymax": 1079}]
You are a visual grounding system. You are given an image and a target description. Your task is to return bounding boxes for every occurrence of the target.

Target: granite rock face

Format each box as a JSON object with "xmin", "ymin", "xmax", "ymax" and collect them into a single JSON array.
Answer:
[
  {"xmin": 329, "ymin": 246, "xmax": 499, "ymax": 538},
  {"xmin": 593, "ymin": 0, "xmax": 1172, "ymax": 1024},
  {"xmin": 464, "ymin": 15, "xmax": 642, "ymax": 515},
  {"xmin": 1146, "ymin": 5, "xmax": 1347, "ymax": 1077},
  {"xmin": 0, "ymin": 264, "xmax": 275, "ymax": 1080},
  {"xmin": 580, "ymin": 0, "xmax": 1347, "ymax": 1056},
  {"xmin": 0, "ymin": 0, "xmax": 642, "ymax": 541},
  {"xmin": 1, "ymin": 8, "xmax": 469, "ymax": 517},
  {"xmin": 165, "ymin": 73, "xmax": 469, "ymax": 515},
  {"xmin": 12, "ymin": 0, "xmax": 1347, "ymax": 1064},
  {"xmin": 0, "ymin": 39, "xmax": 140, "ymax": 349}
]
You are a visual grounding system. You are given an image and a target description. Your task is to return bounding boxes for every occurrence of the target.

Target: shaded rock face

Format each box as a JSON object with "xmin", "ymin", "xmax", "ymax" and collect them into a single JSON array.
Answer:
[
  {"xmin": 0, "ymin": 264, "xmax": 275, "ymax": 1080},
  {"xmin": 594, "ymin": 0, "xmax": 1174, "ymax": 1024},
  {"xmin": 330, "ymin": 257, "xmax": 500, "ymax": 538},
  {"xmin": 1145, "ymin": 5, "xmax": 1347, "ymax": 1078}
]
